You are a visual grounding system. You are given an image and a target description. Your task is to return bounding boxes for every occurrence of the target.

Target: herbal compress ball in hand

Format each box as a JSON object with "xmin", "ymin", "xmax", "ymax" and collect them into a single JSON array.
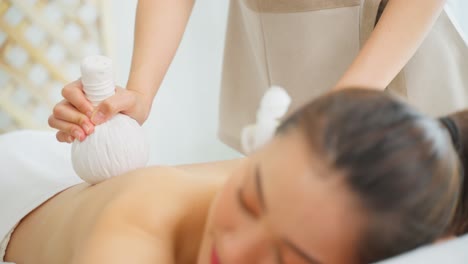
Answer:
[
  {"xmin": 71, "ymin": 55, "xmax": 149, "ymax": 184},
  {"xmin": 241, "ymin": 86, "xmax": 291, "ymax": 154}
]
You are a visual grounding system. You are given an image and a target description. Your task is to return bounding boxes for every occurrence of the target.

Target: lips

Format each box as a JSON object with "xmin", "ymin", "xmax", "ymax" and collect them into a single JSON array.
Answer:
[{"xmin": 211, "ymin": 246, "xmax": 220, "ymax": 264}]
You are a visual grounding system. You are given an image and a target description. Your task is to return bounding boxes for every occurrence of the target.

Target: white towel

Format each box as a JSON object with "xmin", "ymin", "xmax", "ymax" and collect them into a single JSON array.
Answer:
[
  {"xmin": 0, "ymin": 130, "xmax": 82, "ymax": 262},
  {"xmin": 377, "ymin": 235, "xmax": 468, "ymax": 264}
]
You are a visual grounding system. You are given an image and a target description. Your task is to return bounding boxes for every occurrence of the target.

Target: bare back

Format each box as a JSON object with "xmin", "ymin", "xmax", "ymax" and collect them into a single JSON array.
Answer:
[{"xmin": 5, "ymin": 160, "xmax": 241, "ymax": 264}]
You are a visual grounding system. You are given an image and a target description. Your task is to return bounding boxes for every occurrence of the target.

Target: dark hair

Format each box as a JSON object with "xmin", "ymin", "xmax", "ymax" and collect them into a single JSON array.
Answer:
[
  {"xmin": 439, "ymin": 112, "xmax": 468, "ymax": 235},
  {"xmin": 278, "ymin": 89, "xmax": 464, "ymax": 263}
]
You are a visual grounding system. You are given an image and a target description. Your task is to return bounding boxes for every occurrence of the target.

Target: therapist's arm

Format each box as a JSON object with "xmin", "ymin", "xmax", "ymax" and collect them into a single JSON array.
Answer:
[
  {"xmin": 126, "ymin": 0, "xmax": 195, "ymax": 115},
  {"xmin": 333, "ymin": 0, "xmax": 447, "ymax": 91},
  {"xmin": 49, "ymin": 0, "xmax": 195, "ymax": 143},
  {"xmin": 91, "ymin": 0, "xmax": 195, "ymax": 125}
]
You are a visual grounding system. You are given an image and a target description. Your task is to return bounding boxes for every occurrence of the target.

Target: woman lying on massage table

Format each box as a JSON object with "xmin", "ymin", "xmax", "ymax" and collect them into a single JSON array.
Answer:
[{"xmin": 4, "ymin": 89, "xmax": 468, "ymax": 264}]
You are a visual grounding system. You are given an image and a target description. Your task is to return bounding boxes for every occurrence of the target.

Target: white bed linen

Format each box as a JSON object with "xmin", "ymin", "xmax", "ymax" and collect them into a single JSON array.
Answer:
[{"xmin": 0, "ymin": 130, "xmax": 82, "ymax": 263}]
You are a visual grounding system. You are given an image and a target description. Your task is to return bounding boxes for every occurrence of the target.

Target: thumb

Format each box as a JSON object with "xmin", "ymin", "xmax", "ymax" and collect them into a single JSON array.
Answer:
[{"xmin": 91, "ymin": 91, "xmax": 134, "ymax": 125}]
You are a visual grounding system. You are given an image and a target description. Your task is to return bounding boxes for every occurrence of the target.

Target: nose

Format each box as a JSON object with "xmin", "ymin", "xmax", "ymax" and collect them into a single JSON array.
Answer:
[{"xmin": 221, "ymin": 224, "xmax": 274, "ymax": 264}]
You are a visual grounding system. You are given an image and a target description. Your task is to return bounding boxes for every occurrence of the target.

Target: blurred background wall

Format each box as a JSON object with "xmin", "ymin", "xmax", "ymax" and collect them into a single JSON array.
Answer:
[{"xmin": 0, "ymin": 0, "xmax": 107, "ymax": 133}]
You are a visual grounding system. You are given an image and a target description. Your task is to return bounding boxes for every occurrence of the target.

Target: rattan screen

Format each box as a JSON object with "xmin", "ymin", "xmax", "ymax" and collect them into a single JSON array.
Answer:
[{"xmin": 0, "ymin": 0, "xmax": 111, "ymax": 133}]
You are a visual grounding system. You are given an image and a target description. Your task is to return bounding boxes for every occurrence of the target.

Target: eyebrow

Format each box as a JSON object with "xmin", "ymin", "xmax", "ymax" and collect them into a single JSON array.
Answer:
[{"xmin": 255, "ymin": 165, "xmax": 322, "ymax": 264}]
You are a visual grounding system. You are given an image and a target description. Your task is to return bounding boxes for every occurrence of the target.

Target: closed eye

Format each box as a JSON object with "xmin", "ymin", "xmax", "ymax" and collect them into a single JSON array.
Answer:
[{"xmin": 237, "ymin": 189, "xmax": 258, "ymax": 218}]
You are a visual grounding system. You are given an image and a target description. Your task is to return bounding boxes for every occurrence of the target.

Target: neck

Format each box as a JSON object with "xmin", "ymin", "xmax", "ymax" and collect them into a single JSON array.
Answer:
[
  {"xmin": 171, "ymin": 159, "xmax": 243, "ymax": 263},
  {"xmin": 173, "ymin": 185, "xmax": 218, "ymax": 264}
]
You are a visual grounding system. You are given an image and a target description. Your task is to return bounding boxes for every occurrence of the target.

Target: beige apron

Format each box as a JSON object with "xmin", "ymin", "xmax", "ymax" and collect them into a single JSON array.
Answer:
[{"xmin": 218, "ymin": 0, "xmax": 468, "ymax": 152}]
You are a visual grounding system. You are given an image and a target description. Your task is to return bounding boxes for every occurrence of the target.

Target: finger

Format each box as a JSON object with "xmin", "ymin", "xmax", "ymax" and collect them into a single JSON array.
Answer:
[
  {"xmin": 61, "ymin": 80, "xmax": 94, "ymax": 117},
  {"xmin": 53, "ymin": 102, "xmax": 95, "ymax": 135},
  {"xmin": 56, "ymin": 131, "xmax": 74, "ymax": 143},
  {"xmin": 91, "ymin": 89, "xmax": 135, "ymax": 125},
  {"xmin": 48, "ymin": 115, "xmax": 86, "ymax": 141}
]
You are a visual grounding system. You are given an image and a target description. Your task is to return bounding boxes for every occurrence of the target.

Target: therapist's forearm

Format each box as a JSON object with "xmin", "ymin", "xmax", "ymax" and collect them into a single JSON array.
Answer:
[
  {"xmin": 127, "ymin": 0, "xmax": 195, "ymax": 106},
  {"xmin": 333, "ymin": 0, "xmax": 446, "ymax": 91}
]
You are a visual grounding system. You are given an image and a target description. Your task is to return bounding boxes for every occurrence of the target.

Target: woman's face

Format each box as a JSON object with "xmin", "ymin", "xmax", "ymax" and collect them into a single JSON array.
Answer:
[{"xmin": 199, "ymin": 130, "xmax": 366, "ymax": 264}]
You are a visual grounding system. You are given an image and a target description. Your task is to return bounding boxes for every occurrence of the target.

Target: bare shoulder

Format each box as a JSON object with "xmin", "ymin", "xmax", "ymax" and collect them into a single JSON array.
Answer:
[
  {"xmin": 101, "ymin": 165, "xmax": 218, "ymax": 232},
  {"xmin": 73, "ymin": 166, "xmax": 219, "ymax": 263}
]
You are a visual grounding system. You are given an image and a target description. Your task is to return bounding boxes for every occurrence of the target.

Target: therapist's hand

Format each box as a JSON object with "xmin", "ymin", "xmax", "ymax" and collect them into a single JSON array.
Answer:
[{"xmin": 49, "ymin": 79, "xmax": 152, "ymax": 143}]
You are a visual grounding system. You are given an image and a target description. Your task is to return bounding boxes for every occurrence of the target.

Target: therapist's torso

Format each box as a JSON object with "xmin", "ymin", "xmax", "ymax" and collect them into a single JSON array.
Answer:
[{"xmin": 218, "ymin": 0, "xmax": 468, "ymax": 152}]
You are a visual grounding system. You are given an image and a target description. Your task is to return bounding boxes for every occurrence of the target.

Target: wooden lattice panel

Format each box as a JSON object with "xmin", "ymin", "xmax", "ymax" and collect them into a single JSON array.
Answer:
[{"xmin": 0, "ymin": 0, "xmax": 111, "ymax": 133}]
